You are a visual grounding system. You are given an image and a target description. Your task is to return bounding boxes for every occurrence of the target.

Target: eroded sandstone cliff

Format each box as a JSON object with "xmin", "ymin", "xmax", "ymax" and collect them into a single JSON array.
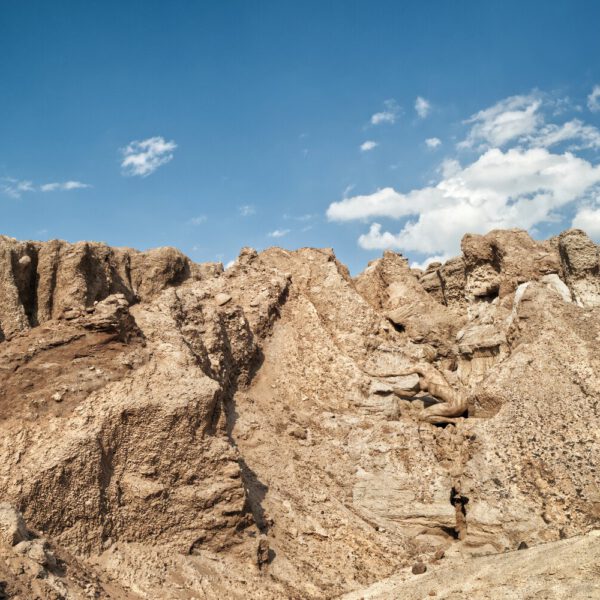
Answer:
[{"xmin": 0, "ymin": 229, "xmax": 598, "ymax": 599}]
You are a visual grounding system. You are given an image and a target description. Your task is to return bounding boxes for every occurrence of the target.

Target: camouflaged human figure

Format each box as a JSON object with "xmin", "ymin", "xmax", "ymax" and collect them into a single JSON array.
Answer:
[{"xmin": 394, "ymin": 363, "xmax": 468, "ymax": 424}]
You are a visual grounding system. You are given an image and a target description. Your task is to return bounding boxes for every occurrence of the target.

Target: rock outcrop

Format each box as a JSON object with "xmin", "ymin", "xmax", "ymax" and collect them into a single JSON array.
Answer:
[
  {"xmin": 0, "ymin": 229, "xmax": 599, "ymax": 599},
  {"xmin": 0, "ymin": 235, "xmax": 191, "ymax": 342}
]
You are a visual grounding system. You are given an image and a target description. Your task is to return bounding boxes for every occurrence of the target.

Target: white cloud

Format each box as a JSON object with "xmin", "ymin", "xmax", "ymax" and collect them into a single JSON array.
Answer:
[
  {"xmin": 588, "ymin": 85, "xmax": 600, "ymax": 112},
  {"xmin": 439, "ymin": 158, "xmax": 462, "ymax": 178},
  {"xmin": 268, "ymin": 229, "xmax": 290, "ymax": 238},
  {"xmin": 40, "ymin": 181, "xmax": 91, "ymax": 192},
  {"xmin": 328, "ymin": 187, "xmax": 410, "ymax": 221},
  {"xmin": 1, "ymin": 178, "xmax": 35, "ymax": 198},
  {"xmin": 284, "ymin": 213, "xmax": 314, "ymax": 222},
  {"xmin": 329, "ymin": 90, "xmax": 600, "ymax": 265},
  {"xmin": 459, "ymin": 94, "xmax": 542, "ymax": 149},
  {"xmin": 410, "ymin": 254, "xmax": 452, "ymax": 270},
  {"xmin": 572, "ymin": 206, "xmax": 600, "ymax": 239},
  {"xmin": 527, "ymin": 119, "xmax": 600, "ymax": 150},
  {"xmin": 425, "ymin": 137, "xmax": 442, "ymax": 149},
  {"xmin": 239, "ymin": 204, "xmax": 256, "ymax": 216},
  {"xmin": 459, "ymin": 93, "xmax": 600, "ymax": 152},
  {"xmin": 1, "ymin": 178, "xmax": 90, "ymax": 198},
  {"xmin": 371, "ymin": 99, "xmax": 400, "ymax": 125},
  {"xmin": 342, "ymin": 184, "xmax": 356, "ymax": 198},
  {"xmin": 121, "ymin": 136, "xmax": 177, "ymax": 177},
  {"xmin": 328, "ymin": 147, "xmax": 600, "ymax": 256},
  {"xmin": 415, "ymin": 96, "xmax": 431, "ymax": 119},
  {"xmin": 189, "ymin": 215, "xmax": 207, "ymax": 225},
  {"xmin": 358, "ymin": 223, "xmax": 401, "ymax": 249},
  {"xmin": 360, "ymin": 140, "xmax": 378, "ymax": 152}
]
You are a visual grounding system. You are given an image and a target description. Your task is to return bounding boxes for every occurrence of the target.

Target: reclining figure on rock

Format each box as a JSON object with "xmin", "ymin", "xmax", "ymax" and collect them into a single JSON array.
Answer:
[{"xmin": 393, "ymin": 364, "xmax": 468, "ymax": 425}]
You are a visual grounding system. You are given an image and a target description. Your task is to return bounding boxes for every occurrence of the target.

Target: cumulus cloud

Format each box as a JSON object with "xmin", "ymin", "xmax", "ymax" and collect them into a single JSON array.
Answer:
[
  {"xmin": 425, "ymin": 137, "xmax": 442, "ymax": 149},
  {"xmin": 189, "ymin": 215, "xmax": 207, "ymax": 225},
  {"xmin": 329, "ymin": 91, "xmax": 600, "ymax": 264},
  {"xmin": 415, "ymin": 96, "xmax": 431, "ymax": 119},
  {"xmin": 1, "ymin": 177, "xmax": 90, "ymax": 198},
  {"xmin": 588, "ymin": 85, "xmax": 600, "ymax": 112},
  {"xmin": 360, "ymin": 140, "xmax": 378, "ymax": 152},
  {"xmin": 409, "ymin": 254, "xmax": 452, "ymax": 271},
  {"xmin": 459, "ymin": 94, "xmax": 542, "ymax": 149},
  {"xmin": 328, "ymin": 147, "xmax": 600, "ymax": 256},
  {"xmin": 268, "ymin": 229, "xmax": 290, "ymax": 238},
  {"xmin": 371, "ymin": 99, "xmax": 400, "ymax": 125},
  {"xmin": 121, "ymin": 136, "xmax": 177, "ymax": 177},
  {"xmin": 572, "ymin": 206, "xmax": 600, "ymax": 239}
]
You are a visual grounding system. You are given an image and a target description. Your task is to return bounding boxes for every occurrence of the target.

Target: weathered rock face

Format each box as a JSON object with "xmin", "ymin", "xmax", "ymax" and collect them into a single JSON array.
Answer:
[
  {"xmin": 342, "ymin": 529, "xmax": 600, "ymax": 600},
  {"xmin": 0, "ymin": 235, "xmax": 191, "ymax": 342},
  {"xmin": 355, "ymin": 250, "xmax": 465, "ymax": 358},
  {"xmin": 417, "ymin": 229, "xmax": 564, "ymax": 306},
  {"xmin": 557, "ymin": 228, "xmax": 600, "ymax": 307},
  {"xmin": 0, "ymin": 503, "xmax": 135, "ymax": 599},
  {"xmin": 0, "ymin": 230, "xmax": 599, "ymax": 599}
]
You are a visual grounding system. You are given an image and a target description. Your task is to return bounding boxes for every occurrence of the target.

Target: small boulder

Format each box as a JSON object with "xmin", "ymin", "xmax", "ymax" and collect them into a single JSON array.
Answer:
[
  {"xmin": 412, "ymin": 561, "xmax": 427, "ymax": 575},
  {"xmin": 215, "ymin": 293, "xmax": 232, "ymax": 306},
  {"xmin": 18, "ymin": 255, "xmax": 32, "ymax": 267},
  {"xmin": 288, "ymin": 425, "xmax": 307, "ymax": 440},
  {"xmin": 0, "ymin": 503, "xmax": 29, "ymax": 547},
  {"xmin": 14, "ymin": 539, "xmax": 57, "ymax": 569}
]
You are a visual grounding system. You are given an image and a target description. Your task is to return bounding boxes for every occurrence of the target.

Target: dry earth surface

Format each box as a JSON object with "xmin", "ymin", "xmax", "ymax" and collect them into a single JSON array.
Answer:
[{"xmin": 0, "ymin": 228, "xmax": 598, "ymax": 599}]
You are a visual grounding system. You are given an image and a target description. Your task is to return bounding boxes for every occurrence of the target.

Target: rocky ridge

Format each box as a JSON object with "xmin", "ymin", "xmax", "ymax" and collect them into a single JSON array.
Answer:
[{"xmin": 0, "ymin": 229, "xmax": 598, "ymax": 599}]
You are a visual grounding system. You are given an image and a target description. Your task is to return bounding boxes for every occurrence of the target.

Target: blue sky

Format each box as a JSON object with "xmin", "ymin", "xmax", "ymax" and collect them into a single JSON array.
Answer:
[{"xmin": 2, "ymin": 1, "xmax": 600, "ymax": 273}]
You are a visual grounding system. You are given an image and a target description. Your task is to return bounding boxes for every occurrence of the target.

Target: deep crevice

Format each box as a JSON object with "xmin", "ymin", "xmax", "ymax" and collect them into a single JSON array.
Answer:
[
  {"xmin": 450, "ymin": 486, "xmax": 469, "ymax": 539},
  {"xmin": 388, "ymin": 319, "xmax": 405, "ymax": 333},
  {"xmin": 11, "ymin": 246, "xmax": 40, "ymax": 327},
  {"xmin": 439, "ymin": 525, "xmax": 460, "ymax": 540},
  {"xmin": 474, "ymin": 288, "xmax": 499, "ymax": 302}
]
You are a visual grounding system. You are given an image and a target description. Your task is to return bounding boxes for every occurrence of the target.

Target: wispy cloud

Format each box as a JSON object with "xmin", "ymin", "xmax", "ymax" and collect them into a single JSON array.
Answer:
[
  {"xmin": 415, "ymin": 96, "xmax": 431, "ymax": 119},
  {"xmin": 1, "ymin": 177, "xmax": 90, "ymax": 198},
  {"xmin": 360, "ymin": 140, "xmax": 378, "ymax": 152},
  {"xmin": 458, "ymin": 93, "xmax": 600, "ymax": 151},
  {"xmin": 425, "ymin": 137, "xmax": 442, "ymax": 149},
  {"xmin": 458, "ymin": 94, "xmax": 542, "ymax": 149},
  {"xmin": 121, "ymin": 136, "xmax": 177, "ymax": 177},
  {"xmin": 527, "ymin": 119, "xmax": 600, "ymax": 150},
  {"xmin": 371, "ymin": 99, "xmax": 400, "ymax": 125},
  {"xmin": 40, "ymin": 181, "xmax": 91, "ymax": 192},
  {"xmin": 588, "ymin": 85, "xmax": 600, "ymax": 112},
  {"xmin": 283, "ymin": 213, "xmax": 315, "ymax": 222},
  {"xmin": 268, "ymin": 228, "xmax": 290, "ymax": 238},
  {"xmin": 239, "ymin": 204, "xmax": 256, "ymax": 216},
  {"xmin": 1, "ymin": 178, "xmax": 35, "ymax": 198},
  {"xmin": 189, "ymin": 215, "xmax": 207, "ymax": 225}
]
